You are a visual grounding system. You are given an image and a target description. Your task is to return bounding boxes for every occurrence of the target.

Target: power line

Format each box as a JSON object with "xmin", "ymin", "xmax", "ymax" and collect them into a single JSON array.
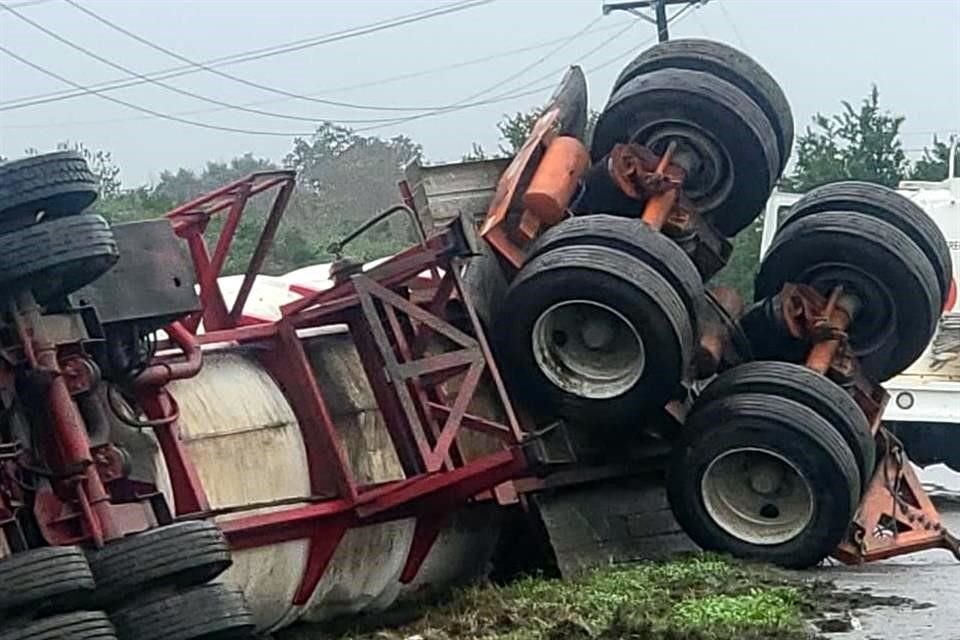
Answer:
[
  {"xmin": 0, "ymin": 1, "xmax": 431, "ymax": 124},
  {"xmin": 0, "ymin": 0, "xmax": 496, "ymax": 110},
  {"xmin": 0, "ymin": 1, "xmax": 699, "ymax": 139},
  {"xmin": 0, "ymin": 42, "xmax": 313, "ymax": 136},
  {"xmin": 0, "ymin": 40, "xmax": 594, "ymax": 138},
  {"xmin": 353, "ymin": 3, "xmax": 703, "ymax": 134},
  {"xmin": 57, "ymin": 0, "xmax": 503, "ymax": 114},
  {"xmin": 716, "ymin": 0, "xmax": 747, "ymax": 49},
  {"xmin": 455, "ymin": 15, "xmax": 605, "ymax": 105},
  {"xmin": 352, "ymin": 19, "xmax": 640, "ymax": 133},
  {"xmin": 0, "ymin": 20, "xmax": 632, "ymax": 130},
  {"xmin": 603, "ymin": 0, "xmax": 700, "ymax": 42},
  {"xmin": 2, "ymin": 0, "xmax": 54, "ymax": 8},
  {"xmin": 2, "ymin": 1, "xmax": 542, "ymax": 124}
]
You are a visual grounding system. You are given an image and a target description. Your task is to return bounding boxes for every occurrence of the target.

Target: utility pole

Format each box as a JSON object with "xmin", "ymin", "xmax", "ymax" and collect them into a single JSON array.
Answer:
[{"xmin": 602, "ymin": 0, "xmax": 700, "ymax": 42}]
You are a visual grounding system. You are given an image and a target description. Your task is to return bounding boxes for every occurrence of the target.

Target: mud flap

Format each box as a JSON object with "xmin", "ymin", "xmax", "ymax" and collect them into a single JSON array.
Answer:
[{"xmin": 531, "ymin": 474, "xmax": 696, "ymax": 577}]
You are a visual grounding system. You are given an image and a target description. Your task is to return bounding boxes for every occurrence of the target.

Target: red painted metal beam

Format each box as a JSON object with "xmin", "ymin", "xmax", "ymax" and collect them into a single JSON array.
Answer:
[
  {"xmin": 260, "ymin": 323, "xmax": 358, "ymax": 501},
  {"xmin": 218, "ymin": 498, "xmax": 354, "ymax": 551},
  {"xmin": 151, "ymin": 171, "xmax": 532, "ymax": 598}
]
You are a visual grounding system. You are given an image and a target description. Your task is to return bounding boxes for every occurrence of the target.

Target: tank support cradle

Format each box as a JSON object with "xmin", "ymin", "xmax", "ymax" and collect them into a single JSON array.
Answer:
[
  {"xmin": 779, "ymin": 283, "xmax": 960, "ymax": 563},
  {"xmin": 148, "ymin": 171, "xmax": 529, "ymax": 601}
]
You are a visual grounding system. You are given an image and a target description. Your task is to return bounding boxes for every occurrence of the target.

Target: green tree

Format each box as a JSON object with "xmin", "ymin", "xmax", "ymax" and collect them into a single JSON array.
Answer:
[
  {"xmin": 782, "ymin": 86, "xmax": 907, "ymax": 192},
  {"xmin": 93, "ymin": 187, "xmax": 175, "ymax": 224},
  {"xmin": 712, "ymin": 215, "xmax": 765, "ymax": 300},
  {"xmin": 497, "ymin": 108, "xmax": 544, "ymax": 154},
  {"xmin": 282, "ymin": 122, "xmax": 423, "ymax": 265},
  {"xmin": 494, "ymin": 108, "xmax": 601, "ymax": 154},
  {"xmin": 153, "ymin": 153, "xmax": 277, "ymax": 204},
  {"xmin": 909, "ymin": 137, "xmax": 958, "ymax": 181}
]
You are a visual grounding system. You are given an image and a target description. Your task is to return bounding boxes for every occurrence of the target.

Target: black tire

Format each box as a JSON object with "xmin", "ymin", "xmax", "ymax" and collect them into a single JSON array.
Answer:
[
  {"xmin": 87, "ymin": 522, "xmax": 232, "ymax": 608},
  {"xmin": 695, "ymin": 361, "xmax": 876, "ymax": 488},
  {"xmin": 737, "ymin": 297, "xmax": 807, "ymax": 362},
  {"xmin": 0, "ymin": 612, "xmax": 116, "ymax": 640},
  {"xmin": 110, "ymin": 584, "xmax": 254, "ymax": 640},
  {"xmin": 0, "ymin": 547, "xmax": 95, "ymax": 619},
  {"xmin": 755, "ymin": 212, "xmax": 940, "ymax": 382},
  {"xmin": 461, "ymin": 238, "xmax": 512, "ymax": 330},
  {"xmin": 525, "ymin": 214, "xmax": 705, "ymax": 324},
  {"xmin": 782, "ymin": 181, "xmax": 953, "ymax": 306},
  {"xmin": 495, "ymin": 245, "xmax": 693, "ymax": 425},
  {"xmin": 611, "ymin": 38, "xmax": 794, "ymax": 174},
  {"xmin": 0, "ymin": 215, "xmax": 118, "ymax": 302},
  {"xmin": 591, "ymin": 68, "xmax": 780, "ymax": 236},
  {"xmin": 0, "ymin": 152, "xmax": 98, "ymax": 232},
  {"xmin": 668, "ymin": 392, "xmax": 860, "ymax": 568}
]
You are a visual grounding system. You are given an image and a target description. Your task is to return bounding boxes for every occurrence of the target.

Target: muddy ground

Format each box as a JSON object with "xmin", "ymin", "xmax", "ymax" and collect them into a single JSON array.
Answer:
[
  {"xmin": 813, "ymin": 466, "xmax": 960, "ymax": 640},
  {"xmin": 277, "ymin": 467, "xmax": 960, "ymax": 640}
]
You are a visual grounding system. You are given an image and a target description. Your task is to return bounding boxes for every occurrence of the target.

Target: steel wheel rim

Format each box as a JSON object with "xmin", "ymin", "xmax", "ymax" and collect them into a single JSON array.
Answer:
[
  {"xmin": 701, "ymin": 447, "xmax": 815, "ymax": 545},
  {"xmin": 532, "ymin": 299, "xmax": 644, "ymax": 399},
  {"xmin": 638, "ymin": 122, "xmax": 735, "ymax": 212},
  {"xmin": 797, "ymin": 261, "xmax": 894, "ymax": 356}
]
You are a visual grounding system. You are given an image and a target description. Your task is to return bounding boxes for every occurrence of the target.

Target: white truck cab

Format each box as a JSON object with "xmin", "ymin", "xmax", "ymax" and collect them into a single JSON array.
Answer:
[{"xmin": 760, "ymin": 158, "xmax": 960, "ymax": 470}]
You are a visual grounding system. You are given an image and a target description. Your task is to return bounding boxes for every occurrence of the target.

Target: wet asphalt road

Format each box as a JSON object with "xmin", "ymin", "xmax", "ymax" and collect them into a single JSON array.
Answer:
[{"xmin": 819, "ymin": 465, "xmax": 960, "ymax": 640}]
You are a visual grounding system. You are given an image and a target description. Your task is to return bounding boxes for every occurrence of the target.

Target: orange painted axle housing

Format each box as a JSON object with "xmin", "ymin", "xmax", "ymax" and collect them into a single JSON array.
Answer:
[
  {"xmin": 784, "ymin": 285, "xmax": 960, "ymax": 563},
  {"xmin": 522, "ymin": 135, "xmax": 591, "ymax": 228}
]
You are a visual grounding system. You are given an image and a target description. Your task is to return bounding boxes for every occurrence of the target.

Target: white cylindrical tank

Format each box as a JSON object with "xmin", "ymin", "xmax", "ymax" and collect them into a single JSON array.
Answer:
[
  {"xmin": 137, "ymin": 340, "xmax": 502, "ymax": 633},
  {"xmin": 121, "ymin": 272, "xmax": 505, "ymax": 632}
]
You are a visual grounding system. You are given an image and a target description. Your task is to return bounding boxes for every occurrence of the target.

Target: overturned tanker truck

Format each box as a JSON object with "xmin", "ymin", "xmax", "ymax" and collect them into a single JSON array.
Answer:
[{"xmin": 0, "ymin": 39, "xmax": 957, "ymax": 639}]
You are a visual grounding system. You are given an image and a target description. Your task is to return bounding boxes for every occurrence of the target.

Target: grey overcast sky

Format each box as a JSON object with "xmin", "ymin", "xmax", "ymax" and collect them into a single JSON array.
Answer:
[{"xmin": 1, "ymin": 0, "xmax": 958, "ymax": 186}]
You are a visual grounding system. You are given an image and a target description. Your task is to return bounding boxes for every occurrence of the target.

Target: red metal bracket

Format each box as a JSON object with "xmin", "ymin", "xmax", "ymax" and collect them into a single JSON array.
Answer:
[
  {"xmin": 292, "ymin": 514, "xmax": 351, "ymax": 605},
  {"xmin": 146, "ymin": 172, "xmax": 530, "ymax": 593},
  {"xmin": 165, "ymin": 170, "xmax": 296, "ymax": 333},
  {"xmin": 400, "ymin": 514, "xmax": 449, "ymax": 584},
  {"xmin": 777, "ymin": 283, "xmax": 888, "ymax": 429},
  {"xmin": 835, "ymin": 436, "xmax": 960, "ymax": 563}
]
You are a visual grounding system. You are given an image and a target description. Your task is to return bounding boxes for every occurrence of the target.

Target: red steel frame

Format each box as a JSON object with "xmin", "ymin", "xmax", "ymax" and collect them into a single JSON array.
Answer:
[{"xmin": 136, "ymin": 172, "xmax": 528, "ymax": 602}]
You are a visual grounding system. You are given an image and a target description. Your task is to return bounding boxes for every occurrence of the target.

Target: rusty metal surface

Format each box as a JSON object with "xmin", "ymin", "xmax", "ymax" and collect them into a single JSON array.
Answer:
[
  {"xmin": 404, "ymin": 158, "xmax": 511, "ymax": 230},
  {"xmin": 120, "ymin": 171, "xmax": 528, "ymax": 633},
  {"xmin": 766, "ymin": 282, "xmax": 952, "ymax": 564},
  {"xmin": 694, "ymin": 287, "xmax": 747, "ymax": 377},
  {"xmin": 835, "ymin": 436, "xmax": 960, "ymax": 564},
  {"xmin": 70, "ymin": 219, "xmax": 199, "ymax": 329},
  {"xmin": 611, "ymin": 142, "xmax": 684, "ymax": 204},
  {"xmin": 480, "ymin": 108, "xmax": 559, "ymax": 267}
]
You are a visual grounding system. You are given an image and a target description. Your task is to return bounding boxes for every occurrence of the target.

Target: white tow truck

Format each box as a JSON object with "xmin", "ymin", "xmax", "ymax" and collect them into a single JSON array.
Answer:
[{"xmin": 760, "ymin": 148, "xmax": 960, "ymax": 471}]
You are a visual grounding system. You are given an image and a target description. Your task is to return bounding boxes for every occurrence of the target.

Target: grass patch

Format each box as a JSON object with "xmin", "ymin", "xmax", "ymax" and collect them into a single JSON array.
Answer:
[{"xmin": 296, "ymin": 555, "xmax": 822, "ymax": 640}]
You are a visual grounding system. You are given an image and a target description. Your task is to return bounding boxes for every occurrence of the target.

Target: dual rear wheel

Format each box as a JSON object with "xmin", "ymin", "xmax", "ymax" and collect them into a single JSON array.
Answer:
[
  {"xmin": 668, "ymin": 362, "xmax": 872, "ymax": 568},
  {"xmin": 493, "ymin": 39, "xmax": 796, "ymax": 425},
  {"xmin": 0, "ymin": 152, "xmax": 119, "ymax": 304},
  {"xmin": 0, "ymin": 514, "xmax": 251, "ymax": 640},
  {"xmin": 751, "ymin": 181, "xmax": 951, "ymax": 382},
  {"xmin": 496, "ymin": 217, "xmax": 702, "ymax": 425},
  {"xmin": 674, "ymin": 182, "xmax": 951, "ymax": 566},
  {"xmin": 589, "ymin": 39, "xmax": 792, "ymax": 236}
]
